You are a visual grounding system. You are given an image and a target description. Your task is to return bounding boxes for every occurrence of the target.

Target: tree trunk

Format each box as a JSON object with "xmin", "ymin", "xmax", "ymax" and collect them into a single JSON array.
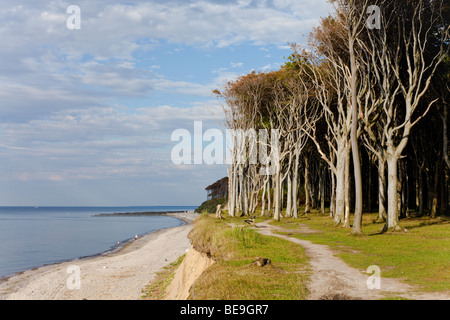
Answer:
[
  {"xmin": 250, "ymin": 188, "xmax": 258, "ymax": 214},
  {"xmin": 330, "ymin": 170, "xmax": 336, "ymax": 218},
  {"xmin": 273, "ymin": 170, "xmax": 281, "ymax": 221},
  {"xmin": 304, "ymin": 156, "xmax": 311, "ymax": 215},
  {"xmin": 344, "ymin": 148, "xmax": 351, "ymax": 228},
  {"xmin": 440, "ymin": 167, "xmax": 448, "ymax": 216},
  {"xmin": 415, "ymin": 167, "xmax": 420, "ymax": 210},
  {"xmin": 280, "ymin": 177, "xmax": 285, "ymax": 212},
  {"xmin": 418, "ymin": 166, "xmax": 424, "ymax": 216},
  {"xmin": 320, "ymin": 164, "xmax": 326, "ymax": 215},
  {"xmin": 349, "ymin": 38, "xmax": 363, "ymax": 235},
  {"xmin": 384, "ymin": 156, "xmax": 403, "ymax": 232},
  {"xmin": 237, "ymin": 167, "xmax": 243, "ymax": 214},
  {"xmin": 443, "ymin": 102, "xmax": 449, "ymax": 170},
  {"xmin": 261, "ymin": 179, "xmax": 266, "ymax": 216},
  {"xmin": 404, "ymin": 160, "xmax": 410, "ymax": 218},
  {"xmin": 228, "ymin": 166, "xmax": 236, "ymax": 217},
  {"xmin": 286, "ymin": 173, "xmax": 292, "ymax": 218},
  {"xmin": 215, "ymin": 205, "xmax": 223, "ymax": 219},
  {"xmin": 397, "ymin": 161, "xmax": 403, "ymax": 218},
  {"xmin": 268, "ymin": 177, "xmax": 272, "ymax": 214},
  {"xmin": 431, "ymin": 160, "xmax": 442, "ymax": 218},
  {"xmin": 242, "ymin": 168, "xmax": 248, "ymax": 217},
  {"xmin": 378, "ymin": 156, "xmax": 387, "ymax": 221},
  {"xmin": 334, "ymin": 145, "xmax": 347, "ymax": 225},
  {"xmin": 292, "ymin": 151, "xmax": 299, "ymax": 218}
]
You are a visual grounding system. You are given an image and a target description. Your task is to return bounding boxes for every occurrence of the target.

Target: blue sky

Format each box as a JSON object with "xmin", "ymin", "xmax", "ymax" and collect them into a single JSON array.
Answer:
[{"xmin": 0, "ymin": 0, "xmax": 332, "ymax": 206}]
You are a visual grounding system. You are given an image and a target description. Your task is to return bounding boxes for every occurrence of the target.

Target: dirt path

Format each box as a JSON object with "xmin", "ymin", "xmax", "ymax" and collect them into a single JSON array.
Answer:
[{"xmin": 253, "ymin": 221, "xmax": 450, "ymax": 300}]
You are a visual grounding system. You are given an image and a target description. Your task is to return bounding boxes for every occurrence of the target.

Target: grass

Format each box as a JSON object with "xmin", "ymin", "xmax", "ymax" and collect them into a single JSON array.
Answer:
[
  {"xmin": 143, "ymin": 210, "xmax": 449, "ymax": 300},
  {"xmin": 187, "ymin": 213, "xmax": 311, "ymax": 300},
  {"xmin": 141, "ymin": 254, "xmax": 186, "ymax": 300},
  {"xmin": 271, "ymin": 211, "xmax": 450, "ymax": 293},
  {"xmin": 195, "ymin": 197, "xmax": 226, "ymax": 214}
]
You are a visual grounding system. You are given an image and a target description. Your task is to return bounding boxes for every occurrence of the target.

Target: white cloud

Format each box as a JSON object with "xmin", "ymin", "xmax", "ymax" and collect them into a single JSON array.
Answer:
[
  {"xmin": 0, "ymin": 0, "xmax": 331, "ymax": 205},
  {"xmin": 0, "ymin": 0, "xmax": 330, "ymax": 60},
  {"xmin": 0, "ymin": 102, "xmax": 224, "ymax": 183},
  {"xmin": 0, "ymin": 0, "xmax": 331, "ymax": 117}
]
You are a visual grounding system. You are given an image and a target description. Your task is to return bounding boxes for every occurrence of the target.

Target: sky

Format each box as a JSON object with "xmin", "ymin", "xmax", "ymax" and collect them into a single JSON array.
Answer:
[{"xmin": 0, "ymin": 0, "xmax": 332, "ymax": 207}]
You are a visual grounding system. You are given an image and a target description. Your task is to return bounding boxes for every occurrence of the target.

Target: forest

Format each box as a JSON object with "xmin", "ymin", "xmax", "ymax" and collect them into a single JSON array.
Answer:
[{"xmin": 213, "ymin": 0, "xmax": 450, "ymax": 235}]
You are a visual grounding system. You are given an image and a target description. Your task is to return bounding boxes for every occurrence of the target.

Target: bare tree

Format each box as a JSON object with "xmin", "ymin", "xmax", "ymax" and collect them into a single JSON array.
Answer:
[
  {"xmin": 342, "ymin": 0, "xmax": 372, "ymax": 234},
  {"xmin": 294, "ymin": 45, "xmax": 352, "ymax": 227},
  {"xmin": 215, "ymin": 73, "xmax": 262, "ymax": 217},
  {"xmin": 364, "ymin": 0, "xmax": 449, "ymax": 231}
]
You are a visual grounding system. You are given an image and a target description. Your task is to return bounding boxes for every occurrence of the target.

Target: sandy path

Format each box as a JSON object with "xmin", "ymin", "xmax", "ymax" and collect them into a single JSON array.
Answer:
[
  {"xmin": 0, "ymin": 212, "xmax": 196, "ymax": 300},
  {"xmin": 254, "ymin": 221, "xmax": 450, "ymax": 300}
]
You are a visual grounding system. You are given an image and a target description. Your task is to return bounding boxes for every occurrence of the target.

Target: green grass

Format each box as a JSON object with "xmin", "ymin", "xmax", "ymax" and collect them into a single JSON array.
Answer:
[
  {"xmin": 141, "ymin": 254, "xmax": 186, "ymax": 300},
  {"xmin": 271, "ymin": 212, "xmax": 450, "ymax": 293},
  {"xmin": 146, "ymin": 211, "xmax": 449, "ymax": 300},
  {"xmin": 187, "ymin": 214, "xmax": 311, "ymax": 300},
  {"xmin": 195, "ymin": 197, "xmax": 226, "ymax": 214}
]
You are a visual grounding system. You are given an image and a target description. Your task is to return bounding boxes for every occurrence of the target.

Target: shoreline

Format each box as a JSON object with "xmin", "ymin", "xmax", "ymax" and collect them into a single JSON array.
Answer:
[
  {"xmin": 0, "ymin": 211, "xmax": 198, "ymax": 300},
  {"xmin": 0, "ymin": 211, "xmax": 191, "ymax": 282}
]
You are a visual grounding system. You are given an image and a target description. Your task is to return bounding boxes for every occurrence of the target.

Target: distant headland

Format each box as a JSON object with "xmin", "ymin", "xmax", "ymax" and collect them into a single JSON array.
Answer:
[{"xmin": 92, "ymin": 211, "xmax": 191, "ymax": 217}]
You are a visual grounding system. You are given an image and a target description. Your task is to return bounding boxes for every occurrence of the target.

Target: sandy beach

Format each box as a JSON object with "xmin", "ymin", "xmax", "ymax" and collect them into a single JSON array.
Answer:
[{"xmin": 0, "ymin": 212, "xmax": 197, "ymax": 300}]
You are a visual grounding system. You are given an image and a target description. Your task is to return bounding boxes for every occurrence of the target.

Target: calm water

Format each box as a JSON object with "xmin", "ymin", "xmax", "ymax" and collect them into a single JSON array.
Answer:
[{"xmin": 0, "ymin": 206, "xmax": 196, "ymax": 279}]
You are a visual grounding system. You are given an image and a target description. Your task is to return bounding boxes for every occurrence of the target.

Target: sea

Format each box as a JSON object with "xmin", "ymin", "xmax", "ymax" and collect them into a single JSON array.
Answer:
[{"xmin": 0, "ymin": 206, "xmax": 197, "ymax": 280}]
